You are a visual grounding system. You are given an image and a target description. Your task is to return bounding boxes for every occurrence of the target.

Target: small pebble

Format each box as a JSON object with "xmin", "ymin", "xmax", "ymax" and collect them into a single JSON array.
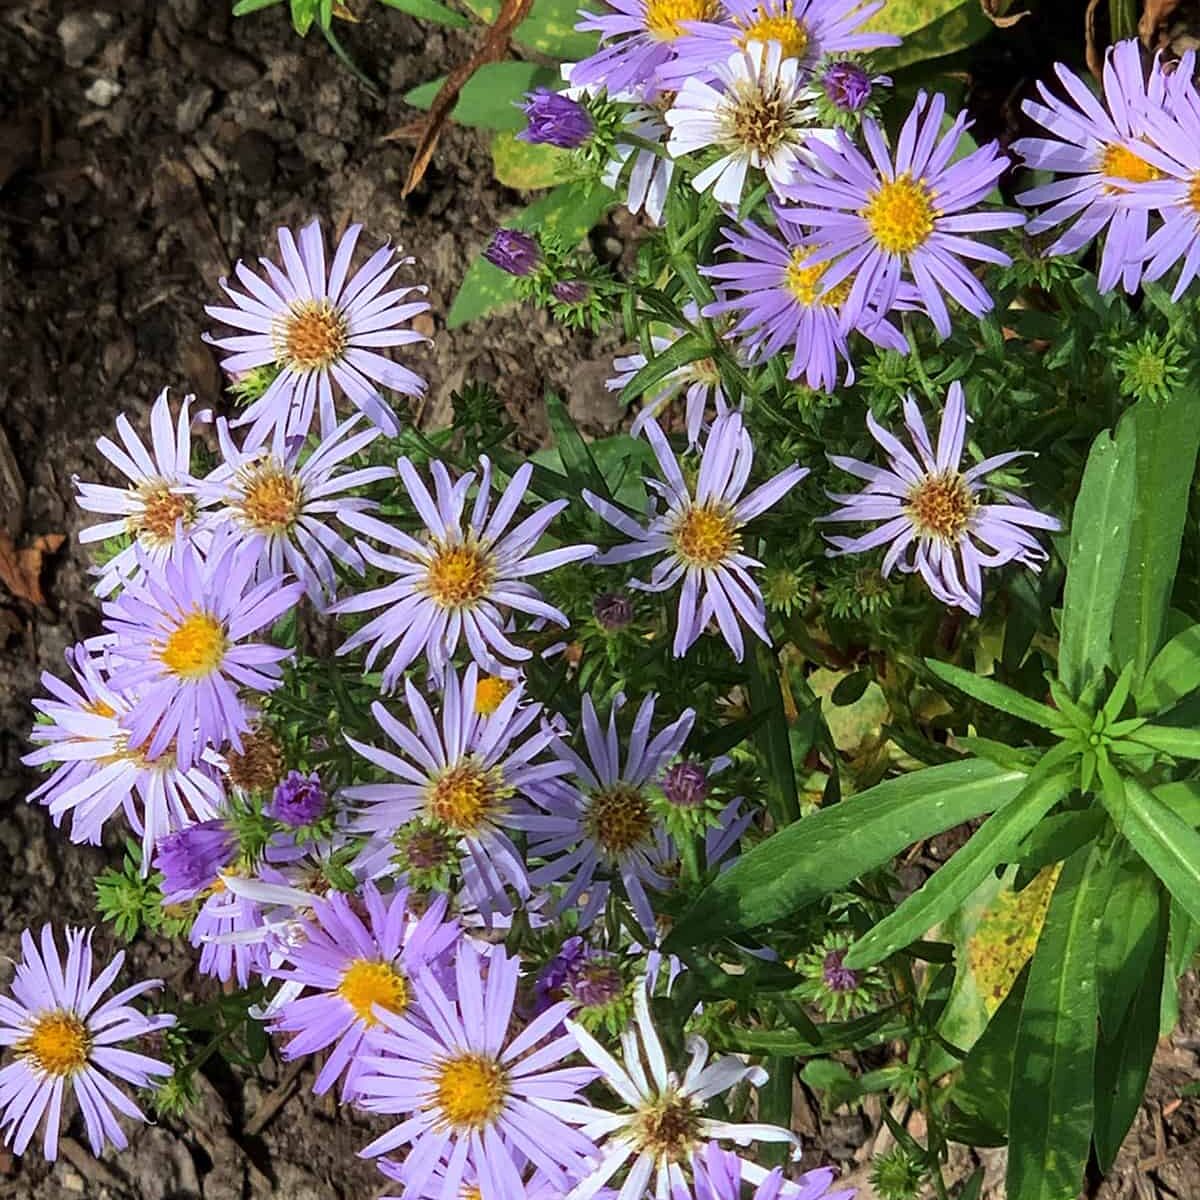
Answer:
[{"xmin": 84, "ymin": 78, "xmax": 122, "ymax": 108}]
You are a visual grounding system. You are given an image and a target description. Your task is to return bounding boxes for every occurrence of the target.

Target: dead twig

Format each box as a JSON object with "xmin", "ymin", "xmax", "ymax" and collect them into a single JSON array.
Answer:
[
  {"xmin": 244, "ymin": 1057, "xmax": 307, "ymax": 1137},
  {"xmin": 59, "ymin": 1135, "xmax": 126, "ymax": 1191}
]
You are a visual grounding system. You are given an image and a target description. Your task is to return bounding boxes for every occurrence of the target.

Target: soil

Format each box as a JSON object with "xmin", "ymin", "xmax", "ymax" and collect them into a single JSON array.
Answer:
[{"xmin": 0, "ymin": 1, "xmax": 1196, "ymax": 1198}]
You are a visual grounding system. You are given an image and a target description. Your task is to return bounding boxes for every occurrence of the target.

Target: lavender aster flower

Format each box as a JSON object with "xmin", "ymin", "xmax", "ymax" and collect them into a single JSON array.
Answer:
[
  {"xmin": 663, "ymin": 0, "xmax": 898, "ymax": 90},
  {"xmin": 99, "ymin": 529, "xmax": 302, "ymax": 769},
  {"xmin": 602, "ymin": 104, "xmax": 676, "ymax": 225},
  {"xmin": 74, "ymin": 388, "xmax": 212, "ymax": 596},
  {"xmin": 0, "ymin": 926, "xmax": 174, "ymax": 1161},
  {"xmin": 354, "ymin": 939, "xmax": 600, "ymax": 1193},
  {"xmin": 334, "ymin": 458, "xmax": 595, "ymax": 686},
  {"xmin": 781, "ymin": 91, "xmax": 1023, "ymax": 337},
  {"xmin": 154, "ymin": 818, "xmax": 237, "ymax": 902},
  {"xmin": 1013, "ymin": 41, "xmax": 1176, "ymax": 294},
  {"xmin": 821, "ymin": 59, "xmax": 874, "ymax": 111},
  {"xmin": 562, "ymin": 984, "xmax": 797, "ymax": 1200},
  {"xmin": 702, "ymin": 206, "xmax": 907, "ymax": 392},
  {"xmin": 204, "ymin": 219, "xmax": 431, "ymax": 443},
  {"xmin": 687, "ymin": 1145, "xmax": 856, "ymax": 1200},
  {"xmin": 522, "ymin": 693, "xmax": 693, "ymax": 936},
  {"xmin": 23, "ymin": 646, "xmax": 225, "ymax": 865},
  {"xmin": 666, "ymin": 41, "xmax": 825, "ymax": 205},
  {"xmin": 485, "ymin": 229, "xmax": 542, "ymax": 277},
  {"xmin": 191, "ymin": 888, "xmax": 270, "ymax": 988},
  {"xmin": 270, "ymin": 770, "xmax": 329, "ymax": 826},
  {"xmin": 343, "ymin": 665, "xmax": 572, "ymax": 920},
  {"xmin": 820, "ymin": 383, "xmax": 1061, "ymax": 616},
  {"xmin": 520, "ymin": 89, "xmax": 594, "ymax": 148},
  {"xmin": 268, "ymin": 883, "xmax": 459, "ymax": 1098},
  {"xmin": 201, "ymin": 415, "xmax": 393, "ymax": 610},
  {"xmin": 661, "ymin": 761, "xmax": 709, "ymax": 809},
  {"xmin": 584, "ymin": 412, "xmax": 808, "ymax": 661}
]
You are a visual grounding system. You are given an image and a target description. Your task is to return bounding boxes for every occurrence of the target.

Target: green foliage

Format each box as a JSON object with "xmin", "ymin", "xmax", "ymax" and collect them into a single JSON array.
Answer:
[
  {"xmin": 94, "ymin": 841, "xmax": 192, "ymax": 942},
  {"xmin": 404, "ymin": 63, "xmax": 562, "ymax": 131}
]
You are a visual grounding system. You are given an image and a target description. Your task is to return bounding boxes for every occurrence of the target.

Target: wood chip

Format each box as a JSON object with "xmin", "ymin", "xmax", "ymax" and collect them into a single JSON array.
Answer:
[{"xmin": 0, "ymin": 531, "xmax": 64, "ymax": 607}]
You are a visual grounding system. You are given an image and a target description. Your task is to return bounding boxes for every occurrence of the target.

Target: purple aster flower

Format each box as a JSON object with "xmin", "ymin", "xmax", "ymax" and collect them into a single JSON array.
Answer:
[
  {"xmin": 687, "ymin": 1145, "xmax": 856, "ymax": 1200},
  {"xmin": 343, "ymin": 665, "xmax": 572, "ymax": 921},
  {"xmin": 702, "ymin": 206, "xmax": 907, "ymax": 392},
  {"xmin": 593, "ymin": 591, "xmax": 635, "ymax": 631},
  {"xmin": 602, "ymin": 104, "xmax": 676, "ymax": 225},
  {"xmin": 564, "ymin": 983, "xmax": 797, "ymax": 1200},
  {"xmin": 662, "ymin": 760, "xmax": 709, "ymax": 808},
  {"xmin": 74, "ymin": 388, "xmax": 214, "ymax": 597},
  {"xmin": 822, "ymin": 947, "xmax": 858, "ymax": 994},
  {"xmin": 584, "ymin": 412, "xmax": 808, "ymax": 661},
  {"xmin": 821, "ymin": 59, "xmax": 875, "ymax": 111},
  {"xmin": 269, "ymin": 770, "xmax": 329, "ymax": 826},
  {"xmin": 334, "ymin": 457, "xmax": 595, "ymax": 687},
  {"xmin": 662, "ymin": 0, "xmax": 898, "ymax": 91},
  {"xmin": 521, "ymin": 693, "xmax": 693, "ymax": 937},
  {"xmin": 780, "ymin": 91, "xmax": 1023, "ymax": 337},
  {"xmin": 666, "ymin": 41, "xmax": 826, "ymax": 206},
  {"xmin": 204, "ymin": 219, "xmax": 431, "ymax": 444},
  {"xmin": 23, "ymin": 645, "xmax": 225, "ymax": 866},
  {"xmin": 534, "ymin": 936, "xmax": 591, "ymax": 1012},
  {"xmin": 154, "ymin": 818, "xmax": 237, "ymax": 902},
  {"xmin": 1013, "ymin": 41, "xmax": 1177, "ymax": 295},
  {"xmin": 485, "ymin": 229, "xmax": 542, "ymax": 277},
  {"xmin": 268, "ymin": 883, "xmax": 459, "ymax": 1098},
  {"xmin": 519, "ymin": 89, "xmax": 594, "ymax": 148},
  {"xmin": 608, "ymin": 327, "xmax": 729, "ymax": 447},
  {"xmin": 98, "ymin": 529, "xmax": 302, "ymax": 770},
  {"xmin": 0, "ymin": 926, "xmax": 174, "ymax": 1161},
  {"xmin": 191, "ymin": 888, "xmax": 269, "ymax": 988},
  {"xmin": 354, "ymin": 939, "xmax": 600, "ymax": 1193},
  {"xmin": 200, "ymin": 414, "xmax": 393, "ymax": 610},
  {"xmin": 820, "ymin": 383, "xmax": 1061, "ymax": 616}
]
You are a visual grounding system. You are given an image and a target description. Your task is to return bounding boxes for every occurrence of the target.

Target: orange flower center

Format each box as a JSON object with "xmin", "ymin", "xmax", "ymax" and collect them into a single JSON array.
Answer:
[
  {"xmin": 432, "ymin": 1054, "xmax": 508, "ymax": 1130},
  {"xmin": 237, "ymin": 461, "xmax": 304, "ymax": 534},
  {"xmin": 159, "ymin": 610, "xmax": 228, "ymax": 679},
  {"xmin": 133, "ymin": 482, "xmax": 196, "ymax": 546},
  {"xmin": 672, "ymin": 504, "xmax": 740, "ymax": 568},
  {"xmin": 424, "ymin": 543, "xmax": 494, "ymax": 609},
  {"xmin": 905, "ymin": 472, "xmax": 976, "ymax": 541},
  {"xmin": 21, "ymin": 1011, "xmax": 91, "ymax": 1077},
  {"xmin": 278, "ymin": 300, "xmax": 348, "ymax": 371}
]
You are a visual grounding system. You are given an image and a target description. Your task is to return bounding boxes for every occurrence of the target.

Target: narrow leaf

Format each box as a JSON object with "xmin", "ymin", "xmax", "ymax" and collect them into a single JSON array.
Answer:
[
  {"xmin": 1136, "ymin": 623, "xmax": 1200, "ymax": 714},
  {"xmin": 617, "ymin": 333, "xmax": 710, "ymax": 406},
  {"xmin": 926, "ymin": 658, "xmax": 1059, "ymax": 729},
  {"xmin": 378, "ymin": 0, "xmax": 471, "ymax": 25},
  {"xmin": 665, "ymin": 760, "xmax": 1027, "ymax": 948},
  {"xmin": 1095, "ymin": 855, "xmax": 1162, "ymax": 1037},
  {"xmin": 1128, "ymin": 723, "xmax": 1200, "ymax": 759},
  {"xmin": 746, "ymin": 644, "xmax": 800, "ymax": 827},
  {"xmin": 545, "ymin": 393, "xmax": 610, "ymax": 500}
]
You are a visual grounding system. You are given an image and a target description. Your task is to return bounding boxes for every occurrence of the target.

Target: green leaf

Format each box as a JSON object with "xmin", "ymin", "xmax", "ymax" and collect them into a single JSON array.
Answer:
[
  {"xmin": 1096, "ymin": 855, "xmax": 1163, "ymax": 1037},
  {"xmin": 870, "ymin": 2, "xmax": 992, "ymax": 71},
  {"xmin": 1093, "ymin": 887, "xmax": 1167, "ymax": 1172},
  {"xmin": 925, "ymin": 658, "xmax": 1060, "ymax": 729},
  {"xmin": 378, "ymin": 0, "xmax": 469, "ymax": 24},
  {"xmin": 1059, "ymin": 423, "xmax": 1137, "ymax": 697},
  {"xmin": 1111, "ymin": 391, "xmax": 1200, "ymax": 684},
  {"xmin": 233, "ymin": 0, "xmax": 283, "ymax": 14},
  {"xmin": 290, "ymin": 0, "xmax": 321, "ymax": 33},
  {"xmin": 1110, "ymin": 776, "xmax": 1200, "ymax": 927},
  {"xmin": 617, "ymin": 333, "xmax": 711, "ymax": 405},
  {"xmin": 1006, "ymin": 845, "xmax": 1109, "ymax": 1200},
  {"xmin": 1128, "ymin": 723, "xmax": 1200, "ymax": 759},
  {"xmin": 831, "ymin": 670, "xmax": 871, "ymax": 707},
  {"xmin": 1135, "ymin": 623, "xmax": 1200, "ymax": 714},
  {"xmin": 745, "ymin": 645, "xmax": 801, "ymax": 827},
  {"xmin": 665, "ymin": 760, "xmax": 1028, "ymax": 948},
  {"xmin": 954, "ymin": 965, "xmax": 1027, "ymax": 1137},
  {"xmin": 1017, "ymin": 809, "xmax": 1106, "ymax": 875},
  {"xmin": 404, "ymin": 63, "xmax": 561, "ymax": 130},
  {"xmin": 459, "ymin": 0, "xmax": 599, "ymax": 55},
  {"xmin": 491, "ymin": 130, "xmax": 581, "ymax": 189},
  {"xmin": 844, "ymin": 763, "xmax": 1071, "ymax": 969},
  {"xmin": 447, "ymin": 181, "xmax": 614, "ymax": 328},
  {"xmin": 545, "ymin": 393, "xmax": 609, "ymax": 499}
]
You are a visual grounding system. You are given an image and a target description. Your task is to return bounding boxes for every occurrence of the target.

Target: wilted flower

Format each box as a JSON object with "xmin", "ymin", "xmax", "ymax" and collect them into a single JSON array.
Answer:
[{"xmin": 485, "ymin": 229, "xmax": 542, "ymax": 277}]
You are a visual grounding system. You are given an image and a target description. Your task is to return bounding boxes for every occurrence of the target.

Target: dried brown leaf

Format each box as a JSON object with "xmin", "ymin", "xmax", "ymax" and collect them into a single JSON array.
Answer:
[
  {"xmin": 1085, "ymin": 0, "xmax": 1104, "ymax": 80},
  {"xmin": 980, "ymin": 0, "xmax": 1030, "ymax": 28},
  {"xmin": 1140, "ymin": 0, "xmax": 1185, "ymax": 44},
  {"xmin": 0, "ymin": 531, "xmax": 64, "ymax": 606},
  {"xmin": 397, "ymin": 0, "xmax": 535, "ymax": 197}
]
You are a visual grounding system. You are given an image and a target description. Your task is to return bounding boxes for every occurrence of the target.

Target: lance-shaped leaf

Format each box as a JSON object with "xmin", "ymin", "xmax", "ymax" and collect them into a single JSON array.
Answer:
[
  {"xmin": 1136, "ymin": 623, "xmax": 1200, "ymax": 714},
  {"xmin": 1059, "ymin": 423, "xmax": 1137, "ymax": 698},
  {"xmin": 926, "ymin": 659, "xmax": 1060, "ymax": 729},
  {"xmin": 844, "ymin": 762, "xmax": 1072, "ymax": 970},
  {"xmin": 617, "ymin": 333, "xmax": 711, "ymax": 405},
  {"xmin": 1006, "ymin": 844, "xmax": 1110, "ymax": 1200},
  {"xmin": 665, "ymin": 760, "xmax": 1027, "ymax": 949},
  {"xmin": 1126, "ymin": 723, "xmax": 1200, "ymax": 760}
]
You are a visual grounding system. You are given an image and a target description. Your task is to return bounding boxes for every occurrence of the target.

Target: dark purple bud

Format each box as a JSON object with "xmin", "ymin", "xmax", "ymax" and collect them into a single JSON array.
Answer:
[
  {"xmin": 269, "ymin": 770, "xmax": 328, "ymax": 827},
  {"xmin": 155, "ymin": 820, "xmax": 236, "ymax": 901},
  {"xmin": 822, "ymin": 61, "xmax": 874, "ymax": 112},
  {"xmin": 484, "ymin": 229, "xmax": 540, "ymax": 277},
  {"xmin": 552, "ymin": 279, "xmax": 591, "ymax": 304},
  {"xmin": 566, "ymin": 958, "xmax": 625, "ymax": 1009},
  {"xmin": 661, "ymin": 761, "xmax": 709, "ymax": 809},
  {"xmin": 822, "ymin": 948, "xmax": 860, "ymax": 993},
  {"xmin": 533, "ymin": 936, "xmax": 588, "ymax": 1012},
  {"xmin": 518, "ymin": 89, "xmax": 594, "ymax": 149},
  {"xmin": 593, "ymin": 591, "xmax": 633, "ymax": 630}
]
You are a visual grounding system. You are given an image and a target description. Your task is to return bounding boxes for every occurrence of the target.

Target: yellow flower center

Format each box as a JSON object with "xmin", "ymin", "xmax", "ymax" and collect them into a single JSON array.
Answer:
[
  {"xmin": 735, "ymin": 3, "xmax": 809, "ymax": 59},
  {"xmin": 132, "ymin": 482, "xmax": 196, "ymax": 546},
  {"xmin": 784, "ymin": 251, "xmax": 854, "ymax": 307},
  {"xmin": 1099, "ymin": 142, "xmax": 1161, "ymax": 188},
  {"xmin": 644, "ymin": 0, "xmax": 719, "ymax": 40},
  {"xmin": 862, "ymin": 174, "xmax": 937, "ymax": 255},
  {"xmin": 1188, "ymin": 171, "xmax": 1200, "ymax": 215},
  {"xmin": 463, "ymin": 1189, "xmax": 483, "ymax": 1200},
  {"xmin": 21, "ymin": 1011, "xmax": 91, "ymax": 1077},
  {"xmin": 337, "ymin": 959, "xmax": 410, "ymax": 1026},
  {"xmin": 474, "ymin": 675, "xmax": 513, "ymax": 716},
  {"xmin": 432, "ymin": 1054, "xmax": 508, "ymax": 1130},
  {"xmin": 671, "ymin": 504, "xmax": 740, "ymax": 568},
  {"xmin": 427, "ymin": 761, "xmax": 508, "ymax": 833},
  {"xmin": 237, "ymin": 462, "xmax": 304, "ymax": 534},
  {"xmin": 905, "ymin": 472, "xmax": 976, "ymax": 542},
  {"xmin": 278, "ymin": 300, "xmax": 349, "ymax": 371},
  {"xmin": 586, "ymin": 783, "xmax": 654, "ymax": 856},
  {"xmin": 424, "ymin": 543, "xmax": 494, "ymax": 609},
  {"xmin": 629, "ymin": 1090, "xmax": 703, "ymax": 1162},
  {"xmin": 159, "ymin": 611, "xmax": 228, "ymax": 679}
]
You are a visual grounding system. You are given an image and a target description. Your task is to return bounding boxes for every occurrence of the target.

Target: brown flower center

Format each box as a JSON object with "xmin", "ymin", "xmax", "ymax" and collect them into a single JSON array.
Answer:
[{"xmin": 905, "ymin": 472, "xmax": 976, "ymax": 541}]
